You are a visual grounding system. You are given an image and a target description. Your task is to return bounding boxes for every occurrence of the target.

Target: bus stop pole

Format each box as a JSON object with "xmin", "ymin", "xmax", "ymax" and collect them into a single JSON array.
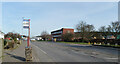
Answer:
[{"xmin": 25, "ymin": 19, "xmax": 32, "ymax": 61}]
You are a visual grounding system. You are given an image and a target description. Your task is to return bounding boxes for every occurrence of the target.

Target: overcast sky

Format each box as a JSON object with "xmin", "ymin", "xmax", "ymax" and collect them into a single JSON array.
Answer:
[{"xmin": 2, "ymin": 2, "xmax": 118, "ymax": 36}]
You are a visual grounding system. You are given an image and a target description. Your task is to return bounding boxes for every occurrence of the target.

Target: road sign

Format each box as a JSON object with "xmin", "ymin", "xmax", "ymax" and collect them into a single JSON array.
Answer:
[{"xmin": 23, "ymin": 19, "xmax": 30, "ymax": 29}]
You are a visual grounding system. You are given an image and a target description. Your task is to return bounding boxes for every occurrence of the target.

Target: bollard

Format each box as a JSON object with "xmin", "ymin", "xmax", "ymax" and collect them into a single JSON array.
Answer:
[
  {"xmin": 25, "ymin": 47, "xmax": 32, "ymax": 61},
  {"xmin": 54, "ymin": 38, "xmax": 56, "ymax": 42},
  {"xmin": 88, "ymin": 42, "xmax": 90, "ymax": 45}
]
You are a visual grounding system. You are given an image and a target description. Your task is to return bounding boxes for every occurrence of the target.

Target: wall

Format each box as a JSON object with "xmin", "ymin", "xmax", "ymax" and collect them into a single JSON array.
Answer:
[
  {"xmin": 63, "ymin": 28, "xmax": 74, "ymax": 34},
  {"xmin": 0, "ymin": 33, "xmax": 4, "ymax": 39}
]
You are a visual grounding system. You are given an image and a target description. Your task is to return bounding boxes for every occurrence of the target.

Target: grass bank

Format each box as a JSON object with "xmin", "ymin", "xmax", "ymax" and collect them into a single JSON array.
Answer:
[{"xmin": 100, "ymin": 44, "xmax": 120, "ymax": 47}]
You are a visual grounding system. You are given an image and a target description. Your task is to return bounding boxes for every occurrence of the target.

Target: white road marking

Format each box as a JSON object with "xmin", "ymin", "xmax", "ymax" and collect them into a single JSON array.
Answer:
[{"xmin": 31, "ymin": 43, "xmax": 47, "ymax": 54}]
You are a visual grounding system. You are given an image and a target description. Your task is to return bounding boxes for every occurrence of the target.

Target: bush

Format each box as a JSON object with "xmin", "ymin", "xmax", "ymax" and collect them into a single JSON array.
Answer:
[
  {"xmin": 62, "ymin": 33, "xmax": 74, "ymax": 42},
  {"xmin": 4, "ymin": 39, "xmax": 8, "ymax": 46}
]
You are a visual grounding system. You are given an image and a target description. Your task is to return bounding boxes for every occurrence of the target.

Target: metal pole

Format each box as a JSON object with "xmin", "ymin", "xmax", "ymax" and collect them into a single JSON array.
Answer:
[
  {"xmin": 27, "ymin": 19, "xmax": 30, "ymax": 47},
  {"xmin": 22, "ymin": 17, "xmax": 24, "ymax": 39},
  {"xmin": 25, "ymin": 18, "xmax": 32, "ymax": 61}
]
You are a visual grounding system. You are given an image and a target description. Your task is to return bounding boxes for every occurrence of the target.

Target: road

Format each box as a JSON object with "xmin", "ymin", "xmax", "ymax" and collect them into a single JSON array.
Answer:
[{"xmin": 30, "ymin": 41, "xmax": 119, "ymax": 62}]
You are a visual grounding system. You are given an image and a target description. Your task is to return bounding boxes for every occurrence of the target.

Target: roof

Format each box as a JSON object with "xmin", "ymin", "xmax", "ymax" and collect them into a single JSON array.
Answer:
[
  {"xmin": 51, "ymin": 28, "xmax": 74, "ymax": 33},
  {"xmin": 0, "ymin": 31, "xmax": 4, "ymax": 35}
]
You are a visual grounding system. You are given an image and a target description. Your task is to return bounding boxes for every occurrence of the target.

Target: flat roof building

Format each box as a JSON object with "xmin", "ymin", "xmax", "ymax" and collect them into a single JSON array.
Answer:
[
  {"xmin": 0, "ymin": 31, "xmax": 4, "ymax": 39},
  {"xmin": 51, "ymin": 28, "xmax": 74, "ymax": 41}
]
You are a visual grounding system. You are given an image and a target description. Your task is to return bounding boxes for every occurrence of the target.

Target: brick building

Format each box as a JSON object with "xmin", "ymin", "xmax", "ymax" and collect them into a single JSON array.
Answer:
[{"xmin": 51, "ymin": 28, "xmax": 74, "ymax": 41}]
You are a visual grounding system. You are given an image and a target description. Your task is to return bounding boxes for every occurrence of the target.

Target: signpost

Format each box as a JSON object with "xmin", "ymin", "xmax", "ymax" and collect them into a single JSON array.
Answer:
[{"xmin": 23, "ymin": 18, "xmax": 32, "ymax": 61}]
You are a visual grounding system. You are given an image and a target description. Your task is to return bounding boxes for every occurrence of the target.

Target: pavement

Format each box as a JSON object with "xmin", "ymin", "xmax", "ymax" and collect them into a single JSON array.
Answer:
[
  {"xmin": 2, "ymin": 41, "xmax": 119, "ymax": 62},
  {"xmin": 2, "ymin": 41, "xmax": 38, "ymax": 62},
  {"xmin": 0, "ymin": 39, "xmax": 3, "ymax": 64}
]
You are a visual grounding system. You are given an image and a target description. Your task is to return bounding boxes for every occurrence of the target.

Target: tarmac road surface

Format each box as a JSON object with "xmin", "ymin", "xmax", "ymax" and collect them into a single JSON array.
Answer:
[{"xmin": 31, "ymin": 41, "xmax": 119, "ymax": 62}]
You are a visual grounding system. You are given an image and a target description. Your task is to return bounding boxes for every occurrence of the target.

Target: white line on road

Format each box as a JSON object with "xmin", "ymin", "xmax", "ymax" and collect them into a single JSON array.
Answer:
[{"xmin": 31, "ymin": 43, "xmax": 47, "ymax": 54}]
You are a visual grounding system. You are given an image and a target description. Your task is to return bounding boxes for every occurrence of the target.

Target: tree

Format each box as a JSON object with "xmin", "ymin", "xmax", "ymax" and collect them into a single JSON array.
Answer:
[
  {"xmin": 41, "ymin": 31, "xmax": 49, "ymax": 41},
  {"xmin": 76, "ymin": 21, "xmax": 87, "ymax": 32},
  {"xmin": 99, "ymin": 26, "xmax": 106, "ymax": 32},
  {"xmin": 75, "ymin": 21, "xmax": 95, "ymax": 42},
  {"xmin": 106, "ymin": 25, "xmax": 113, "ymax": 32},
  {"xmin": 98, "ymin": 26, "xmax": 108, "ymax": 44},
  {"xmin": 111, "ymin": 21, "xmax": 120, "ymax": 32},
  {"xmin": 86, "ymin": 24, "xmax": 95, "ymax": 32},
  {"xmin": 98, "ymin": 21, "xmax": 120, "ymax": 44},
  {"xmin": 5, "ymin": 32, "xmax": 21, "ymax": 40},
  {"xmin": 62, "ymin": 33, "xmax": 74, "ymax": 42},
  {"xmin": 111, "ymin": 21, "xmax": 120, "ymax": 39}
]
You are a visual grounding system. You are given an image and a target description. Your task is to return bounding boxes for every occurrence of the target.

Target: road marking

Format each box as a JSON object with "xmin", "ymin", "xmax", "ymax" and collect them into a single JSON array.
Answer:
[{"xmin": 31, "ymin": 43, "xmax": 47, "ymax": 54}]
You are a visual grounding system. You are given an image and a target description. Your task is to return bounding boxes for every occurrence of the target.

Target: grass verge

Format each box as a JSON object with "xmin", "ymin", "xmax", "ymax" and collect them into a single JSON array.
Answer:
[{"xmin": 56, "ymin": 41, "xmax": 89, "ymax": 45}]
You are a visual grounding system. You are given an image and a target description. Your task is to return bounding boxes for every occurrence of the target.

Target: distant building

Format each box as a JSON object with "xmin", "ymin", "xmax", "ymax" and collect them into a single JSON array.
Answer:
[
  {"xmin": 21, "ymin": 35, "xmax": 28, "ymax": 40},
  {"xmin": 34, "ymin": 36, "xmax": 43, "ymax": 40},
  {"xmin": 51, "ymin": 28, "xmax": 74, "ymax": 41},
  {"xmin": 0, "ymin": 31, "xmax": 4, "ymax": 39}
]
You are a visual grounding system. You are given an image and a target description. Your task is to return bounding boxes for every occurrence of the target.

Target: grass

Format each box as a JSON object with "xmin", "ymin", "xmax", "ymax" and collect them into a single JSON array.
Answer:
[
  {"xmin": 56, "ymin": 41, "xmax": 89, "ymax": 45},
  {"xmin": 100, "ymin": 44, "xmax": 120, "ymax": 47},
  {"xmin": 37, "ymin": 40, "xmax": 89, "ymax": 45}
]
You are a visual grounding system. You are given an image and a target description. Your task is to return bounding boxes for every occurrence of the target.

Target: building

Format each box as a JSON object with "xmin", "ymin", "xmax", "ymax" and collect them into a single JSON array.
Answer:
[
  {"xmin": 35, "ymin": 36, "xmax": 43, "ymax": 40},
  {"xmin": 51, "ymin": 28, "xmax": 74, "ymax": 41},
  {"xmin": 21, "ymin": 35, "xmax": 28, "ymax": 40},
  {"xmin": 31, "ymin": 36, "xmax": 43, "ymax": 41},
  {"xmin": 107, "ymin": 35, "xmax": 115, "ymax": 39},
  {"xmin": 0, "ymin": 31, "xmax": 4, "ymax": 39}
]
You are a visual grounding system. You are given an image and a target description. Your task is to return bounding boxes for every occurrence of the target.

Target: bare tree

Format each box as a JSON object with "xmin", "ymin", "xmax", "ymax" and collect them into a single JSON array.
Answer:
[
  {"xmin": 76, "ymin": 21, "xmax": 87, "ymax": 32},
  {"xmin": 41, "ymin": 31, "xmax": 49, "ymax": 41},
  {"xmin": 111, "ymin": 21, "xmax": 120, "ymax": 32},
  {"xmin": 98, "ymin": 26, "xmax": 108, "ymax": 44},
  {"xmin": 99, "ymin": 26, "xmax": 106, "ymax": 32},
  {"xmin": 86, "ymin": 24, "xmax": 95, "ymax": 32},
  {"xmin": 111, "ymin": 21, "xmax": 120, "ymax": 39},
  {"xmin": 106, "ymin": 25, "xmax": 113, "ymax": 32},
  {"xmin": 76, "ymin": 21, "xmax": 87, "ymax": 42},
  {"xmin": 75, "ymin": 21, "xmax": 95, "ymax": 42}
]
